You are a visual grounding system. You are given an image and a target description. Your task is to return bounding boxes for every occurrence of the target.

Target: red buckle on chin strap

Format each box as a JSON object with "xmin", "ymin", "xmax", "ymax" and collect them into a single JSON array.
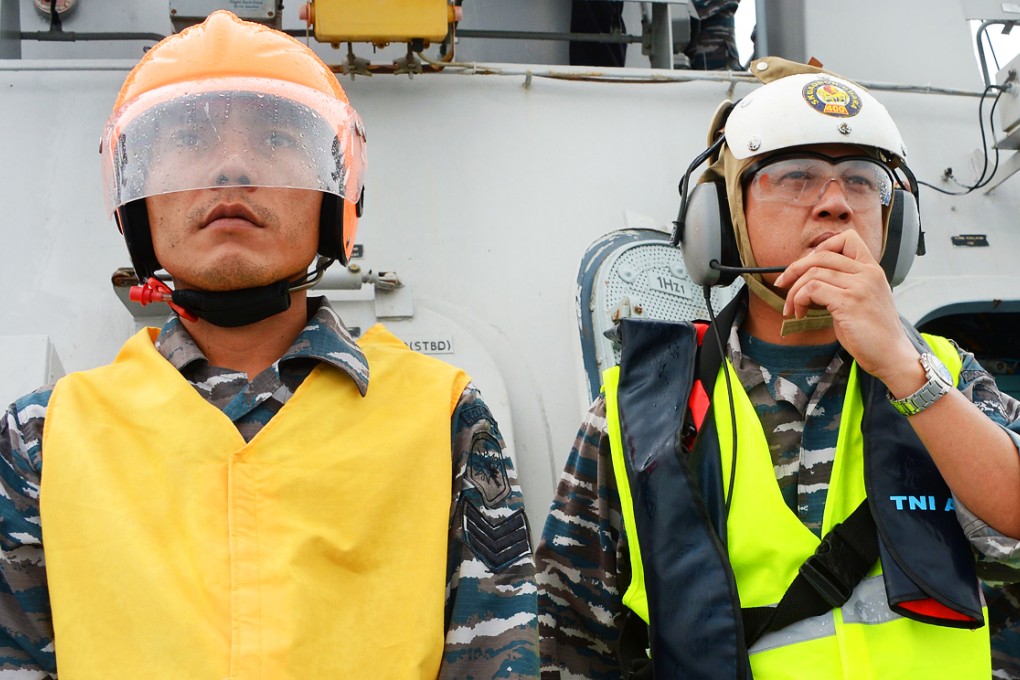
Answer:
[{"xmin": 128, "ymin": 277, "xmax": 198, "ymax": 323}]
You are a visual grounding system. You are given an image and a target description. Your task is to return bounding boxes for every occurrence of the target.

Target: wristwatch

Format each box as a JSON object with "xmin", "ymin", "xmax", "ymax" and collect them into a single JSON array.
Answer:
[{"xmin": 888, "ymin": 352, "xmax": 954, "ymax": 416}]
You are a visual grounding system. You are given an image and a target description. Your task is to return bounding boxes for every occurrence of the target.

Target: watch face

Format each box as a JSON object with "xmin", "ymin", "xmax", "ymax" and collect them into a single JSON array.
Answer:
[{"xmin": 923, "ymin": 353, "xmax": 953, "ymax": 387}]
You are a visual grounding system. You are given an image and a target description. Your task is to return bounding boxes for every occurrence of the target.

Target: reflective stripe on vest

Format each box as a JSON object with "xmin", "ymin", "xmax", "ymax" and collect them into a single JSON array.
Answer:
[
  {"xmin": 606, "ymin": 331, "xmax": 990, "ymax": 678},
  {"xmin": 42, "ymin": 324, "xmax": 469, "ymax": 679}
]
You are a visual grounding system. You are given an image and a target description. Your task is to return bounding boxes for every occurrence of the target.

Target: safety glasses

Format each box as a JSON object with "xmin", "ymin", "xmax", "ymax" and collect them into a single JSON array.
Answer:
[{"xmin": 743, "ymin": 152, "xmax": 895, "ymax": 209}]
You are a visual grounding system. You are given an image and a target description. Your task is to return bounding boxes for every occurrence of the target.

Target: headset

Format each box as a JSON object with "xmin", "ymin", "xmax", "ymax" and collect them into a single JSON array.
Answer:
[{"xmin": 671, "ymin": 134, "xmax": 925, "ymax": 289}]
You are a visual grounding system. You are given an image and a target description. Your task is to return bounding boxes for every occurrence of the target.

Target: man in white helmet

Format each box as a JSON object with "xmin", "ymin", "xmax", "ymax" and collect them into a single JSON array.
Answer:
[
  {"xmin": 535, "ymin": 57, "xmax": 1020, "ymax": 678},
  {"xmin": 0, "ymin": 11, "xmax": 538, "ymax": 678}
]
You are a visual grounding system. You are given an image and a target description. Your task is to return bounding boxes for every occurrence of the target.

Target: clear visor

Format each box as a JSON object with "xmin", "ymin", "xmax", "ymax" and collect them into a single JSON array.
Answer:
[
  {"xmin": 100, "ymin": 78, "xmax": 366, "ymax": 215},
  {"xmin": 745, "ymin": 154, "xmax": 894, "ymax": 209}
]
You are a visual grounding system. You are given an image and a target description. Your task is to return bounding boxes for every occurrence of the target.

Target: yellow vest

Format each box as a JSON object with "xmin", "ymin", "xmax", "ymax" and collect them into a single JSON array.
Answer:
[
  {"xmin": 607, "ymin": 333, "xmax": 990, "ymax": 679},
  {"xmin": 41, "ymin": 324, "xmax": 470, "ymax": 679}
]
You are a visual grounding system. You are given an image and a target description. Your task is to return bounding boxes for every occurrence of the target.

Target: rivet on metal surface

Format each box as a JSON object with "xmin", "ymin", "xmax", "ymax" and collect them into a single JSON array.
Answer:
[
  {"xmin": 838, "ymin": 122, "xmax": 852, "ymax": 136},
  {"xmin": 617, "ymin": 265, "xmax": 636, "ymax": 284},
  {"xmin": 756, "ymin": 62, "xmax": 768, "ymax": 71},
  {"xmin": 748, "ymin": 137, "xmax": 761, "ymax": 151}
]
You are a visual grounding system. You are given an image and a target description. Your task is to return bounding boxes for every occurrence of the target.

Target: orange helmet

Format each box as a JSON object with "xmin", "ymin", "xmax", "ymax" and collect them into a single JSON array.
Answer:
[{"xmin": 100, "ymin": 10, "xmax": 366, "ymax": 279}]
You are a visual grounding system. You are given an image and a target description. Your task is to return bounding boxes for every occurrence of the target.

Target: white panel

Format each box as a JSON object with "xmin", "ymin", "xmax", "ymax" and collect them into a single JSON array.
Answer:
[
  {"xmin": 0, "ymin": 336, "xmax": 65, "ymax": 408},
  {"xmin": 803, "ymin": 0, "xmax": 979, "ymax": 90}
]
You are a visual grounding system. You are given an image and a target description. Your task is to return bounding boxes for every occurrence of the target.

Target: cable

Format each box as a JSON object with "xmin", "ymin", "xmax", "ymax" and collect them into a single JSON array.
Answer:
[
  {"xmin": 703, "ymin": 285, "xmax": 738, "ymax": 517},
  {"xmin": 985, "ymin": 23, "xmax": 1002, "ymax": 78},
  {"xmin": 917, "ymin": 83, "xmax": 1007, "ymax": 196},
  {"xmin": 289, "ymin": 256, "xmax": 335, "ymax": 293},
  {"xmin": 965, "ymin": 84, "xmax": 1004, "ymax": 190},
  {"xmin": 710, "ymin": 261, "xmax": 786, "ymax": 274},
  {"xmin": 982, "ymin": 88, "xmax": 1006, "ymax": 189}
]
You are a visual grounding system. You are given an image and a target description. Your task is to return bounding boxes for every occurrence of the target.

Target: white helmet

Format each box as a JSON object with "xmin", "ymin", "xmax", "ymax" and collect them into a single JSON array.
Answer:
[{"xmin": 724, "ymin": 67, "xmax": 907, "ymax": 163}]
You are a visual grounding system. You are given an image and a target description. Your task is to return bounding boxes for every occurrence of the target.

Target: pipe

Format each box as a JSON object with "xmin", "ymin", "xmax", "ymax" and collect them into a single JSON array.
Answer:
[{"xmin": 20, "ymin": 31, "xmax": 165, "ymax": 43}]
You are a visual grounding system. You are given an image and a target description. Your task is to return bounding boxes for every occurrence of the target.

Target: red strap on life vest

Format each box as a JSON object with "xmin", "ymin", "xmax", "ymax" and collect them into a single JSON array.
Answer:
[
  {"xmin": 689, "ymin": 381, "xmax": 710, "ymax": 431},
  {"xmin": 688, "ymin": 322, "xmax": 711, "ymax": 431},
  {"xmin": 694, "ymin": 321, "xmax": 709, "ymax": 345},
  {"xmin": 897, "ymin": 598, "xmax": 979, "ymax": 623}
]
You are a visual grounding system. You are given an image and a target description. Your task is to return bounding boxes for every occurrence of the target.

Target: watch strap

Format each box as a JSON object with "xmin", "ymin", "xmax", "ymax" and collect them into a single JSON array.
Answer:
[{"xmin": 888, "ymin": 353, "xmax": 951, "ymax": 416}]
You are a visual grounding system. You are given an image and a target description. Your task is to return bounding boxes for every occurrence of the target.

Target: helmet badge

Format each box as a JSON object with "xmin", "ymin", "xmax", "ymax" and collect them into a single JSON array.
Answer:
[{"xmin": 802, "ymin": 78, "xmax": 862, "ymax": 118}]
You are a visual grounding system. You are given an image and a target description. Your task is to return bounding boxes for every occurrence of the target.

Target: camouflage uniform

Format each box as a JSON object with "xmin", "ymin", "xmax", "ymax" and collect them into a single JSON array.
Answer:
[
  {"xmin": 0, "ymin": 297, "xmax": 538, "ymax": 678},
  {"xmin": 535, "ymin": 296, "xmax": 1020, "ymax": 679},
  {"xmin": 567, "ymin": 0, "xmax": 740, "ymax": 70},
  {"xmin": 688, "ymin": 0, "xmax": 742, "ymax": 71},
  {"xmin": 989, "ymin": 583, "xmax": 1020, "ymax": 679}
]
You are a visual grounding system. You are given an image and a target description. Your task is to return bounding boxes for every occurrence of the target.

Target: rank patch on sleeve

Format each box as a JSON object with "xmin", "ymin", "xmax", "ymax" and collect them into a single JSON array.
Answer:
[
  {"xmin": 463, "ymin": 500, "xmax": 530, "ymax": 572},
  {"xmin": 466, "ymin": 431, "xmax": 510, "ymax": 507}
]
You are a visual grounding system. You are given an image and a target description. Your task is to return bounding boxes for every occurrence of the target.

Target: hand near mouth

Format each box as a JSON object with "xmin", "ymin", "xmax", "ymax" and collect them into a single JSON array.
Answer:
[{"xmin": 773, "ymin": 230, "xmax": 913, "ymax": 379}]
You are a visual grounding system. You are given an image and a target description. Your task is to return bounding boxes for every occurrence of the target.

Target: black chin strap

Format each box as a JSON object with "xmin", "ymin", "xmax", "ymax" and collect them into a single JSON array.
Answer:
[
  {"xmin": 135, "ymin": 258, "xmax": 335, "ymax": 328},
  {"xmin": 171, "ymin": 280, "xmax": 294, "ymax": 328}
]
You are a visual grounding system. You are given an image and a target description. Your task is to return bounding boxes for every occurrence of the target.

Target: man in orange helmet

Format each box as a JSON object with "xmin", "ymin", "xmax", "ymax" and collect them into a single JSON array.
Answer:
[{"xmin": 0, "ymin": 11, "xmax": 537, "ymax": 678}]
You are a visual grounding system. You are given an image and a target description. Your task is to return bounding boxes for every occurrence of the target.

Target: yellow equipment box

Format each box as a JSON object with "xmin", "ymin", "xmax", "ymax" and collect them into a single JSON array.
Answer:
[{"xmin": 304, "ymin": 0, "xmax": 453, "ymax": 45}]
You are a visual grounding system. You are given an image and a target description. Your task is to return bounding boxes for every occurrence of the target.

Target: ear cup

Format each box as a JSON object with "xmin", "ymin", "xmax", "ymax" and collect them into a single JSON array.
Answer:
[
  {"xmin": 680, "ymin": 179, "xmax": 740, "ymax": 287},
  {"xmin": 880, "ymin": 188, "xmax": 920, "ymax": 288},
  {"xmin": 317, "ymin": 190, "xmax": 364, "ymax": 266}
]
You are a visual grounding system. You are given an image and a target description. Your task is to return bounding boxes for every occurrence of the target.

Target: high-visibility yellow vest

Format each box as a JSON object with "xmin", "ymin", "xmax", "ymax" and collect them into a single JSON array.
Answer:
[
  {"xmin": 605, "ymin": 333, "xmax": 990, "ymax": 678},
  {"xmin": 41, "ymin": 324, "xmax": 470, "ymax": 679}
]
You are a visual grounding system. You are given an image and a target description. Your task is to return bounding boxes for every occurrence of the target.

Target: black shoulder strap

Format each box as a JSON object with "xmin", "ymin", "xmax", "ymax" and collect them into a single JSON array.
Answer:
[{"xmin": 741, "ymin": 500, "xmax": 880, "ymax": 646}]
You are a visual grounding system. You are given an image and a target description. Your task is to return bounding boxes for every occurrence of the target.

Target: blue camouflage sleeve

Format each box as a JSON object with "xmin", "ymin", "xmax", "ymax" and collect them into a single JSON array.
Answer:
[
  {"xmin": 947, "ymin": 345, "xmax": 1020, "ymax": 679},
  {"xmin": 0, "ymin": 389, "xmax": 57, "ymax": 677},
  {"xmin": 440, "ymin": 384, "xmax": 538, "ymax": 679},
  {"xmin": 534, "ymin": 396, "xmax": 628, "ymax": 680},
  {"xmin": 947, "ymin": 343, "xmax": 1020, "ymax": 575}
]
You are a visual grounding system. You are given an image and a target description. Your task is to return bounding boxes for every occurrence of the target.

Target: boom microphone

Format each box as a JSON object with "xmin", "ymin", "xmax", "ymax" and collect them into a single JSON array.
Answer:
[{"xmin": 709, "ymin": 260, "xmax": 786, "ymax": 274}]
